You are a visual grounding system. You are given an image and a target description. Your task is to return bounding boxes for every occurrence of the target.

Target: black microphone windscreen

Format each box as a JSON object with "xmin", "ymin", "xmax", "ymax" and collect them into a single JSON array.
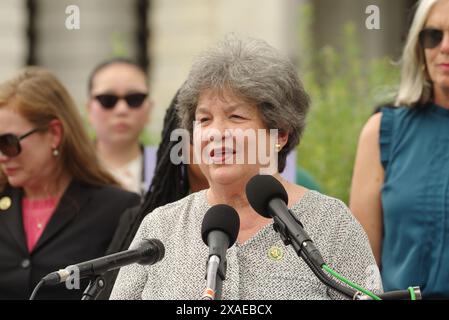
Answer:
[
  {"xmin": 245, "ymin": 174, "xmax": 289, "ymax": 218},
  {"xmin": 137, "ymin": 238, "xmax": 165, "ymax": 265},
  {"xmin": 201, "ymin": 204, "xmax": 240, "ymax": 248}
]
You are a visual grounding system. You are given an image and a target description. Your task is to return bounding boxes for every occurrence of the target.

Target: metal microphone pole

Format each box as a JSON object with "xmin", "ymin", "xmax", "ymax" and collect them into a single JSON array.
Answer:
[
  {"xmin": 81, "ymin": 275, "xmax": 106, "ymax": 300},
  {"xmin": 202, "ymin": 255, "xmax": 222, "ymax": 300}
]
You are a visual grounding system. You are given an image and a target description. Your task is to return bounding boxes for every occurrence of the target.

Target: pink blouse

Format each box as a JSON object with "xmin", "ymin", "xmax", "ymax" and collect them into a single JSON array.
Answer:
[{"xmin": 22, "ymin": 197, "xmax": 58, "ymax": 252}]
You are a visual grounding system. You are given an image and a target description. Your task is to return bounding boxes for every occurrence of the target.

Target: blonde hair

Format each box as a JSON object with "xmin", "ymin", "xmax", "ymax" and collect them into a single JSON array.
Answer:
[
  {"xmin": 395, "ymin": 0, "xmax": 441, "ymax": 107},
  {"xmin": 0, "ymin": 67, "xmax": 119, "ymax": 191}
]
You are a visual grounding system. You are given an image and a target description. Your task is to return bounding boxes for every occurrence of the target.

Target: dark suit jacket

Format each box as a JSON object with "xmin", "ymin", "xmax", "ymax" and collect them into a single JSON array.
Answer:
[
  {"xmin": 0, "ymin": 180, "xmax": 140, "ymax": 300},
  {"xmin": 98, "ymin": 205, "xmax": 142, "ymax": 299}
]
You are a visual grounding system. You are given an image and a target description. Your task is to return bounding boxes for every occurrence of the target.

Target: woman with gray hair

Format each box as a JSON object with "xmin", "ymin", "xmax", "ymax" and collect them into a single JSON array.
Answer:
[
  {"xmin": 110, "ymin": 36, "xmax": 381, "ymax": 300},
  {"xmin": 350, "ymin": 0, "xmax": 449, "ymax": 298}
]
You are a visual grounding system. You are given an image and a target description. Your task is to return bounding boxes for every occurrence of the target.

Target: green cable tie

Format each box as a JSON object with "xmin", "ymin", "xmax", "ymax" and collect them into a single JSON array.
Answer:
[
  {"xmin": 407, "ymin": 287, "xmax": 416, "ymax": 300},
  {"xmin": 322, "ymin": 264, "xmax": 381, "ymax": 300}
]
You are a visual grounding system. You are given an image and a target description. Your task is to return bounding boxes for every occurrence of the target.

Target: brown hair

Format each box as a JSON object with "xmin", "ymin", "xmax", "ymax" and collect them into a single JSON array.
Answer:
[{"xmin": 0, "ymin": 66, "xmax": 119, "ymax": 191}]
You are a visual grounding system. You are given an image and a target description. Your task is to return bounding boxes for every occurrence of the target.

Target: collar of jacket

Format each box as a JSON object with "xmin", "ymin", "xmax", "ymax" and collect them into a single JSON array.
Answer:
[{"xmin": 0, "ymin": 179, "xmax": 91, "ymax": 255}]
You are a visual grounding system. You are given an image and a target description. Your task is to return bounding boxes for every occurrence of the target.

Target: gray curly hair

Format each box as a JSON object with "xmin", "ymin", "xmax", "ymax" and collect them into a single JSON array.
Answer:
[{"xmin": 176, "ymin": 36, "xmax": 310, "ymax": 172}]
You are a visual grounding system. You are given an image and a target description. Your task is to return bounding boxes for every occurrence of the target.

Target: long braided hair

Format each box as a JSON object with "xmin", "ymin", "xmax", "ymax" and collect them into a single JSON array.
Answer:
[
  {"xmin": 138, "ymin": 91, "xmax": 190, "ymax": 216},
  {"xmin": 102, "ymin": 91, "xmax": 194, "ymax": 293}
]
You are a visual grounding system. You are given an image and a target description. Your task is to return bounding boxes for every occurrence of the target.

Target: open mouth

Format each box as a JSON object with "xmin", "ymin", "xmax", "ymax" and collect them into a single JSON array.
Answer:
[
  {"xmin": 210, "ymin": 147, "xmax": 236, "ymax": 163},
  {"xmin": 4, "ymin": 167, "xmax": 18, "ymax": 175}
]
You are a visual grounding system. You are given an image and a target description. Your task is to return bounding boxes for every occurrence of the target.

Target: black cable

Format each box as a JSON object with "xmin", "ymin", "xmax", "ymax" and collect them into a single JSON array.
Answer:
[
  {"xmin": 299, "ymin": 248, "xmax": 357, "ymax": 299},
  {"xmin": 272, "ymin": 217, "xmax": 357, "ymax": 299},
  {"xmin": 373, "ymin": 288, "xmax": 420, "ymax": 300},
  {"xmin": 29, "ymin": 279, "xmax": 44, "ymax": 300}
]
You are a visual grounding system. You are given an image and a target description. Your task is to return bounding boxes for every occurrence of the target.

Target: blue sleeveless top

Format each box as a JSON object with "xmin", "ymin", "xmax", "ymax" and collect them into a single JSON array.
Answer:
[{"xmin": 380, "ymin": 103, "xmax": 449, "ymax": 298}]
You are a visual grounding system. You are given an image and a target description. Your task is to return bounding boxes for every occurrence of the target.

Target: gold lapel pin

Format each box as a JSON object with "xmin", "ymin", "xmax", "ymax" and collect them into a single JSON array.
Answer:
[
  {"xmin": 268, "ymin": 245, "xmax": 284, "ymax": 261},
  {"xmin": 0, "ymin": 196, "xmax": 12, "ymax": 211}
]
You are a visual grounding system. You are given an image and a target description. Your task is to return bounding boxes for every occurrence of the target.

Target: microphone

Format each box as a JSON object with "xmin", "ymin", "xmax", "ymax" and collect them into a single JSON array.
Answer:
[
  {"xmin": 246, "ymin": 174, "xmax": 324, "ymax": 266},
  {"xmin": 41, "ymin": 238, "xmax": 165, "ymax": 286},
  {"xmin": 201, "ymin": 204, "xmax": 240, "ymax": 300},
  {"xmin": 246, "ymin": 175, "xmax": 421, "ymax": 300},
  {"xmin": 245, "ymin": 175, "xmax": 360, "ymax": 298}
]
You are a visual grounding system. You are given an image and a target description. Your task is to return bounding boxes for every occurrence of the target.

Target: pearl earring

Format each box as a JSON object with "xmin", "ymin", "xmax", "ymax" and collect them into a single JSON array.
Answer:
[
  {"xmin": 52, "ymin": 148, "xmax": 59, "ymax": 157},
  {"xmin": 275, "ymin": 143, "xmax": 282, "ymax": 152}
]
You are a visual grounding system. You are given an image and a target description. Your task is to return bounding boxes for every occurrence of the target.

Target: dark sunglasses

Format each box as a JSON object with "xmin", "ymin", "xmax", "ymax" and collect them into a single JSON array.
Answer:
[
  {"xmin": 419, "ymin": 28, "xmax": 445, "ymax": 49},
  {"xmin": 0, "ymin": 128, "xmax": 45, "ymax": 157},
  {"xmin": 94, "ymin": 93, "xmax": 148, "ymax": 109}
]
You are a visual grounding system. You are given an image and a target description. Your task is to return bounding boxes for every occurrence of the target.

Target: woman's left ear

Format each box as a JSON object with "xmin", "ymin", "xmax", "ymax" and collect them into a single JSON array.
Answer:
[
  {"xmin": 278, "ymin": 131, "xmax": 288, "ymax": 149},
  {"xmin": 48, "ymin": 119, "xmax": 63, "ymax": 149}
]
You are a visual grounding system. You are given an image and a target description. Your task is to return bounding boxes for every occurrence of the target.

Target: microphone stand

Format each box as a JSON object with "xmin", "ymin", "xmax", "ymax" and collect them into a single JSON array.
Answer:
[
  {"xmin": 202, "ymin": 255, "xmax": 226, "ymax": 300},
  {"xmin": 271, "ymin": 212, "xmax": 357, "ymax": 299},
  {"xmin": 81, "ymin": 274, "xmax": 106, "ymax": 300},
  {"xmin": 271, "ymin": 209, "xmax": 421, "ymax": 300}
]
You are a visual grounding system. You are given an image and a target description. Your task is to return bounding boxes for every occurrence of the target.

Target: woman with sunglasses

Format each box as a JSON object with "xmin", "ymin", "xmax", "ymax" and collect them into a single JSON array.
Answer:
[
  {"xmin": 87, "ymin": 58, "xmax": 153, "ymax": 195},
  {"xmin": 0, "ymin": 67, "xmax": 140, "ymax": 299},
  {"xmin": 350, "ymin": 0, "xmax": 449, "ymax": 298}
]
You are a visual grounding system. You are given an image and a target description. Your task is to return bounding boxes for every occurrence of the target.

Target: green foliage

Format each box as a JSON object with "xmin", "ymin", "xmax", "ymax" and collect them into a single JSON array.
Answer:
[
  {"xmin": 139, "ymin": 128, "xmax": 160, "ymax": 146},
  {"xmin": 296, "ymin": 4, "xmax": 399, "ymax": 203},
  {"xmin": 110, "ymin": 32, "xmax": 129, "ymax": 58}
]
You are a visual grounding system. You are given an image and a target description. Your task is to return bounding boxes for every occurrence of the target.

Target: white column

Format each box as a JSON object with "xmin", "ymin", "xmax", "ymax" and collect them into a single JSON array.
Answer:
[{"xmin": 0, "ymin": 0, "xmax": 26, "ymax": 82}]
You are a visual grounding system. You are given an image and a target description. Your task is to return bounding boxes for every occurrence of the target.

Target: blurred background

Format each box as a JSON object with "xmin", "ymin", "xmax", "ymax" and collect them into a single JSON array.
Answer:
[{"xmin": 0, "ymin": 0, "xmax": 418, "ymax": 203}]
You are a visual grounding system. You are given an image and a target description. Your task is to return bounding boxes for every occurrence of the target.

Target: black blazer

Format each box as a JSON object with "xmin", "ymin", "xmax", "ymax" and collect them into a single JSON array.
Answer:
[
  {"xmin": 0, "ymin": 180, "xmax": 140, "ymax": 300},
  {"xmin": 98, "ymin": 205, "xmax": 142, "ymax": 299}
]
